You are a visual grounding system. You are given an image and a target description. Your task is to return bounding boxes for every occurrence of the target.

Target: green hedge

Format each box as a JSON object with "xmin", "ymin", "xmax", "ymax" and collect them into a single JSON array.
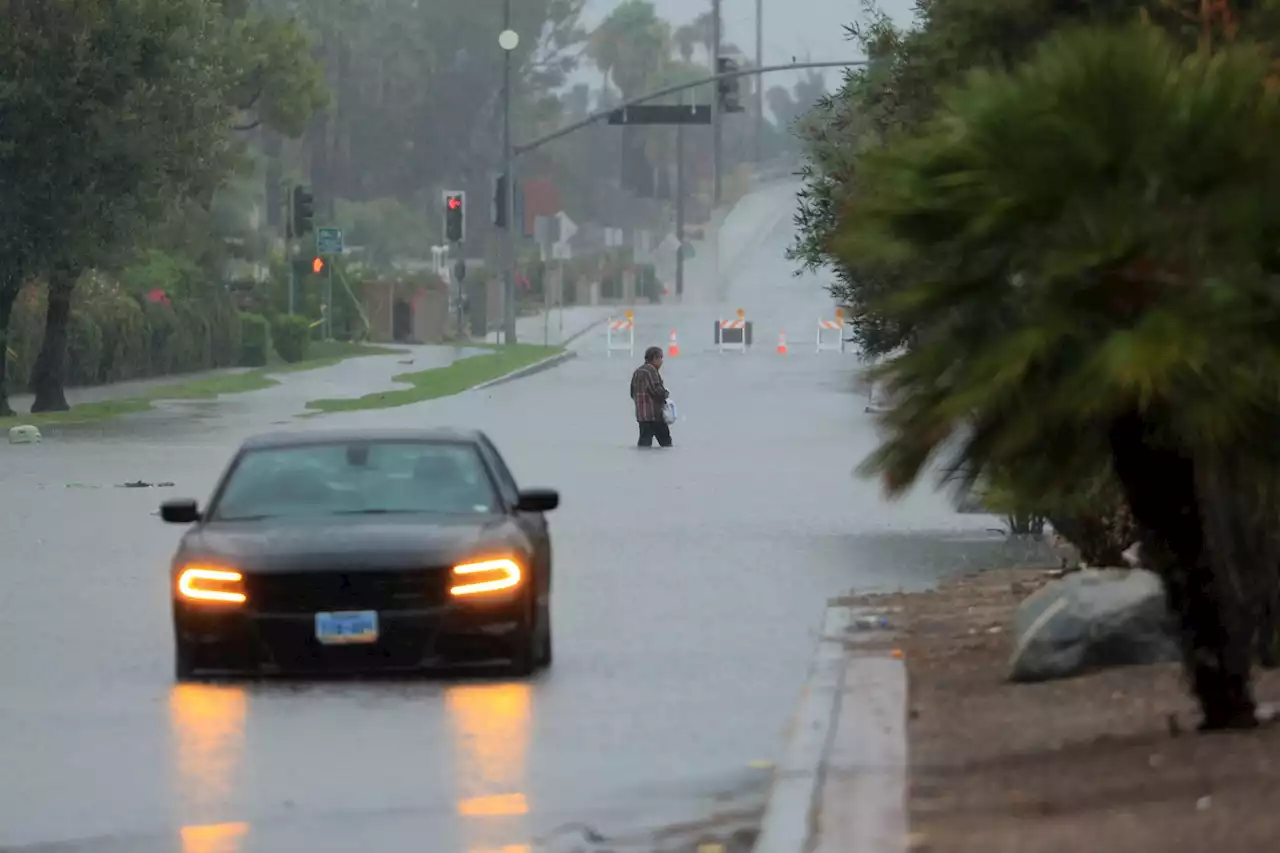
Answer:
[
  {"xmin": 271, "ymin": 314, "xmax": 311, "ymax": 363},
  {"xmin": 5, "ymin": 279, "xmax": 245, "ymax": 390},
  {"xmin": 238, "ymin": 313, "xmax": 271, "ymax": 367}
]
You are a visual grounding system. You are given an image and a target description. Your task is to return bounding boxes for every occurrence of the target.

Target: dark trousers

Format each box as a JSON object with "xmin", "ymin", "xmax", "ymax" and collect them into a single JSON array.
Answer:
[{"xmin": 637, "ymin": 420, "xmax": 672, "ymax": 448}]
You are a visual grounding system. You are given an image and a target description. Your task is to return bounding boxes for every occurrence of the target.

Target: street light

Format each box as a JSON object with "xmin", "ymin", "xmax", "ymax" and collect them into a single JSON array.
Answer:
[{"xmin": 499, "ymin": 15, "xmax": 519, "ymax": 344}]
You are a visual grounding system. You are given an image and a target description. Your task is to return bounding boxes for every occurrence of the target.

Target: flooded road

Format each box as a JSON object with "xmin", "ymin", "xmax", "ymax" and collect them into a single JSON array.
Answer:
[{"xmin": 0, "ymin": 185, "xmax": 1046, "ymax": 853}]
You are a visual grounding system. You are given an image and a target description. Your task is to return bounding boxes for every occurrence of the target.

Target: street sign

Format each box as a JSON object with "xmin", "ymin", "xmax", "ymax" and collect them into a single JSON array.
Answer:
[
  {"xmin": 557, "ymin": 212, "xmax": 578, "ymax": 243},
  {"xmin": 316, "ymin": 227, "xmax": 343, "ymax": 255},
  {"xmin": 607, "ymin": 105, "xmax": 711, "ymax": 125}
]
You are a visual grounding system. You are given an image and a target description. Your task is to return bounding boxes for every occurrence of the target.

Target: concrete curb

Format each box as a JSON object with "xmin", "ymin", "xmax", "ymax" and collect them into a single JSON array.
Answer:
[
  {"xmin": 472, "ymin": 350, "xmax": 579, "ymax": 391},
  {"xmin": 561, "ymin": 314, "xmax": 613, "ymax": 349},
  {"xmin": 752, "ymin": 605, "xmax": 909, "ymax": 853}
]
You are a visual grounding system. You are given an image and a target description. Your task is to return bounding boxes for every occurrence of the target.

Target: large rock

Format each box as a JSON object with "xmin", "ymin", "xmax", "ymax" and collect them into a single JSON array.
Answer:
[{"xmin": 1008, "ymin": 568, "xmax": 1180, "ymax": 683}]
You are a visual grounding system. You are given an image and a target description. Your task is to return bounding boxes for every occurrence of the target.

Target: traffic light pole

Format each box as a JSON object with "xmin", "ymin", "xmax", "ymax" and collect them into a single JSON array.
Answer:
[
  {"xmin": 325, "ymin": 263, "xmax": 333, "ymax": 339},
  {"xmin": 675, "ymin": 91, "xmax": 686, "ymax": 298},
  {"xmin": 287, "ymin": 189, "xmax": 295, "ymax": 316}
]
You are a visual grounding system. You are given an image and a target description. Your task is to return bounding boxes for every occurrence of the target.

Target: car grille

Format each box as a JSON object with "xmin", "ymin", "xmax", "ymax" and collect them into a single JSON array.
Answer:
[{"xmin": 247, "ymin": 569, "xmax": 448, "ymax": 613}]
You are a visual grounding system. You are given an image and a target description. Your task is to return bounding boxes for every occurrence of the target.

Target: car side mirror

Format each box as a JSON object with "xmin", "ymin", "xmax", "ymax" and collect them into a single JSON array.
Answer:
[
  {"xmin": 515, "ymin": 489, "xmax": 559, "ymax": 513},
  {"xmin": 160, "ymin": 499, "xmax": 201, "ymax": 524}
]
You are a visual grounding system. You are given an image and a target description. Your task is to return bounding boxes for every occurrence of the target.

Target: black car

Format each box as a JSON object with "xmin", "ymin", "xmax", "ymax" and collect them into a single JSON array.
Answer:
[{"xmin": 160, "ymin": 428, "xmax": 558, "ymax": 680}]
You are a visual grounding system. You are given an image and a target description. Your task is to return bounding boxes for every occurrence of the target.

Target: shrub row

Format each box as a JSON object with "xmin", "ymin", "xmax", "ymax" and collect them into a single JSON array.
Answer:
[{"xmin": 5, "ymin": 280, "xmax": 310, "ymax": 391}]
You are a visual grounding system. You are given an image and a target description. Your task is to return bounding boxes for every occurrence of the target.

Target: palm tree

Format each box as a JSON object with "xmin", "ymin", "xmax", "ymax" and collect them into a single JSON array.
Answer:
[
  {"xmin": 588, "ymin": 0, "xmax": 670, "ymax": 98},
  {"xmin": 840, "ymin": 23, "xmax": 1280, "ymax": 730},
  {"xmin": 674, "ymin": 22, "xmax": 700, "ymax": 63}
]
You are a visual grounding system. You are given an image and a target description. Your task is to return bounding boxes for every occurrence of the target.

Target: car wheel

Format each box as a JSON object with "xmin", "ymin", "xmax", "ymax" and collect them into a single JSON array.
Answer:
[{"xmin": 535, "ymin": 598, "xmax": 553, "ymax": 669}]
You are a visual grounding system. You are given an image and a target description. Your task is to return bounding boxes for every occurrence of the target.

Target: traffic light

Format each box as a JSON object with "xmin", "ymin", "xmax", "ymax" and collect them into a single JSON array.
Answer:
[
  {"xmin": 492, "ymin": 174, "xmax": 507, "ymax": 228},
  {"xmin": 717, "ymin": 57, "xmax": 744, "ymax": 113},
  {"xmin": 444, "ymin": 191, "xmax": 465, "ymax": 242},
  {"xmin": 291, "ymin": 256, "xmax": 322, "ymax": 280},
  {"xmin": 292, "ymin": 185, "xmax": 314, "ymax": 236}
]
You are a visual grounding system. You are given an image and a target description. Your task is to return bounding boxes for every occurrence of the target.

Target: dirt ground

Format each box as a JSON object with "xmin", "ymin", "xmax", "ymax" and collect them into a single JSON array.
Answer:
[{"xmin": 851, "ymin": 567, "xmax": 1280, "ymax": 853}]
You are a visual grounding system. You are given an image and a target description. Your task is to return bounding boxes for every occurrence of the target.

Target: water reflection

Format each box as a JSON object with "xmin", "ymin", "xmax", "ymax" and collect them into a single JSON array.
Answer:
[
  {"xmin": 169, "ymin": 684, "xmax": 248, "ymax": 852},
  {"xmin": 178, "ymin": 821, "xmax": 249, "ymax": 853},
  {"xmin": 446, "ymin": 682, "xmax": 532, "ymax": 850}
]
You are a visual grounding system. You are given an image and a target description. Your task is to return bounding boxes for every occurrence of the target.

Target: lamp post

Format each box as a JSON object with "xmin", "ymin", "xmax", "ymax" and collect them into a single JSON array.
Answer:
[{"xmin": 499, "ymin": 17, "xmax": 519, "ymax": 344}]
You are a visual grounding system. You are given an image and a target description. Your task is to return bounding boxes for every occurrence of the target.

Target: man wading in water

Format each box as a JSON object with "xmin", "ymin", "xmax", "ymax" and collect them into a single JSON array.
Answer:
[{"xmin": 630, "ymin": 346, "xmax": 672, "ymax": 448}]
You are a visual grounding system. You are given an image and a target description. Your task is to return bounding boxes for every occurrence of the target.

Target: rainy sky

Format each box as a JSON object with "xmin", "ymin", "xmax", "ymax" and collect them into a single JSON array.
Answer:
[{"xmin": 579, "ymin": 0, "xmax": 918, "ymax": 89}]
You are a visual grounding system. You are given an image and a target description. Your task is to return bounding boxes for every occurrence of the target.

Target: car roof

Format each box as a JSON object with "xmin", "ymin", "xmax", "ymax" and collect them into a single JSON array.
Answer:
[{"xmin": 239, "ymin": 428, "xmax": 489, "ymax": 451}]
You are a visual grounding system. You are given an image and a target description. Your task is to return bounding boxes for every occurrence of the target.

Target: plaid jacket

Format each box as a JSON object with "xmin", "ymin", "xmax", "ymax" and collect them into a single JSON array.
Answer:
[{"xmin": 630, "ymin": 362, "xmax": 669, "ymax": 422}]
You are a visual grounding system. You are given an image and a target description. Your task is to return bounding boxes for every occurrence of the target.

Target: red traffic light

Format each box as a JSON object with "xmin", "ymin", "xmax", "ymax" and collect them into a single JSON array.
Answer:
[
  {"xmin": 447, "ymin": 196, "xmax": 461, "ymax": 210},
  {"xmin": 312, "ymin": 257, "xmax": 324, "ymax": 273}
]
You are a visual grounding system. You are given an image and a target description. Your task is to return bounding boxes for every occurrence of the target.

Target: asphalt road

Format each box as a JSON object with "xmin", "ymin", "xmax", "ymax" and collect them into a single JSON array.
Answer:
[{"xmin": 0, "ymin": 182, "xmax": 1038, "ymax": 853}]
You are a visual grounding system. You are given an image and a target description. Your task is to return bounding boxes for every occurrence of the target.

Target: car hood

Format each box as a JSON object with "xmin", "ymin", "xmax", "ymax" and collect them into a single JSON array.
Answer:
[{"xmin": 177, "ymin": 514, "xmax": 525, "ymax": 573}]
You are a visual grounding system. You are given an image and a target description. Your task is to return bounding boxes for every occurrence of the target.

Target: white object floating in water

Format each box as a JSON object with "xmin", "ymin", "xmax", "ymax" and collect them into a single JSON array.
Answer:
[{"xmin": 8, "ymin": 425, "xmax": 41, "ymax": 444}]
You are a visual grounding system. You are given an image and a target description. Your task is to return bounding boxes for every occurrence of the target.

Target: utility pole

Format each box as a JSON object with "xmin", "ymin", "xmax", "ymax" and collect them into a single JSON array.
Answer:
[
  {"xmin": 711, "ymin": 0, "xmax": 722, "ymax": 207},
  {"xmin": 675, "ymin": 92, "xmax": 686, "ymax": 298},
  {"xmin": 500, "ymin": 0, "xmax": 518, "ymax": 345},
  {"xmin": 755, "ymin": 0, "xmax": 764, "ymax": 162}
]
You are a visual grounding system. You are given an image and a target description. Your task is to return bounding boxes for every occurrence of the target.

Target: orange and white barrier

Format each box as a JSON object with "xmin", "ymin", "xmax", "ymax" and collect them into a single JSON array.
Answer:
[
  {"xmin": 606, "ymin": 313, "xmax": 635, "ymax": 357},
  {"xmin": 718, "ymin": 308, "xmax": 748, "ymax": 354},
  {"xmin": 667, "ymin": 329, "xmax": 680, "ymax": 357},
  {"xmin": 817, "ymin": 309, "xmax": 846, "ymax": 353},
  {"xmin": 776, "ymin": 331, "xmax": 788, "ymax": 354}
]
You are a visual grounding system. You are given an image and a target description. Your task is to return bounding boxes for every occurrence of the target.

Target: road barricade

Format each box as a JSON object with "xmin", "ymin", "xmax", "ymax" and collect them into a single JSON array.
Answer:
[
  {"xmin": 716, "ymin": 308, "xmax": 750, "ymax": 354},
  {"xmin": 607, "ymin": 311, "xmax": 635, "ymax": 357},
  {"xmin": 817, "ymin": 309, "xmax": 846, "ymax": 353}
]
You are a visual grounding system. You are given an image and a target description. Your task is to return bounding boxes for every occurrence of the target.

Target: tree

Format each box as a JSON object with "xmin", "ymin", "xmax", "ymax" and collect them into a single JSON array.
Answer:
[
  {"xmin": 791, "ymin": 0, "xmax": 1273, "ymax": 351},
  {"xmin": 790, "ymin": 0, "xmax": 1277, "ymax": 604},
  {"xmin": 839, "ymin": 23, "xmax": 1280, "ymax": 729},
  {"xmin": 588, "ymin": 0, "xmax": 671, "ymax": 98},
  {"xmin": 1, "ymin": 0, "xmax": 250, "ymax": 413},
  {"xmin": 276, "ymin": 0, "xmax": 586, "ymax": 220}
]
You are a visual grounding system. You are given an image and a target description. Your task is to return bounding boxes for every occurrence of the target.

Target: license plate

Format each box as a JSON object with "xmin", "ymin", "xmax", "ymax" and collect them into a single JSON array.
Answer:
[{"xmin": 315, "ymin": 610, "xmax": 379, "ymax": 645}]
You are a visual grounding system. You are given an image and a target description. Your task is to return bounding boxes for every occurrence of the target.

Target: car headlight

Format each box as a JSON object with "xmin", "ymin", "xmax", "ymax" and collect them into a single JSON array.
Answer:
[
  {"xmin": 450, "ymin": 558, "xmax": 522, "ymax": 596},
  {"xmin": 177, "ymin": 566, "xmax": 246, "ymax": 604}
]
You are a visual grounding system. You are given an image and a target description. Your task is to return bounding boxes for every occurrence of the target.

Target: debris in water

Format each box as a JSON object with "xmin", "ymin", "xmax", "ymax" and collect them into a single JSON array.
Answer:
[{"xmin": 8, "ymin": 424, "xmax": 41, "ymax": 444}]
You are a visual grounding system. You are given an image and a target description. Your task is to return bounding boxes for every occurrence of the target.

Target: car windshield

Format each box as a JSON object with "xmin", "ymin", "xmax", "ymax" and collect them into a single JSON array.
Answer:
[{"xmin": 212, "ymin": 441, "xmax": 499, "ymax": 520}]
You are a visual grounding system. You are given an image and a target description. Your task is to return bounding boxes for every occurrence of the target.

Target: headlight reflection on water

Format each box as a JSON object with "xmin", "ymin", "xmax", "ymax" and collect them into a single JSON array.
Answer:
[{"xmin": 170, "ymin": 684, "xmax": 249, "ymax": 852}]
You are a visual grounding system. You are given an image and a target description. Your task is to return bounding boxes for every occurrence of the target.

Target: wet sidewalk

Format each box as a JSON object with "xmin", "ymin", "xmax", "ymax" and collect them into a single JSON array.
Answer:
[
  {"xmin": 473, "ymin": 305, "xmax": 614, "ymax": 348},
  {"xmin": 6, "ymin": 366, "xmax": 252, "ymax": 413}
]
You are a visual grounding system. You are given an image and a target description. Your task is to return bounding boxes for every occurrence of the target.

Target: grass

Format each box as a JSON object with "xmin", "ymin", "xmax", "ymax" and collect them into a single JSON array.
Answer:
[
  {"xmin": 0, "ymin": 340, "xmax": 406, "ymax": 429},
  {"xmin": 304, "ymin": 343, "xmax": 563, "ymax": 413}
]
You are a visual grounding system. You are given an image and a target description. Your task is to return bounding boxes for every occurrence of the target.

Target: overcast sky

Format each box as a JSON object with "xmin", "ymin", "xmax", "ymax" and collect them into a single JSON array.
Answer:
[{"xmin": 576, "ymin": 0, "xmax": 918, "ymax": 90}]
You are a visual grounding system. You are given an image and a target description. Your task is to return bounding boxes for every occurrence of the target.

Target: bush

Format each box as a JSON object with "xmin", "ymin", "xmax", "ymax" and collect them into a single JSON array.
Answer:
[
  {"xmin": 271, "ymin": 314, "xmax": 311, "ymax": 363},
  {"xmin": 96, "ymin": 292, "xmax": 149, "ymax": 382},
  {"xmin": 3, "ymin": 259, "xmax": 246, "ymax": 395},
  {"xmin": 238, "ymin": 313, "xmax": 271, "ymax": 367},
  {"xmin": 65, "ymin": 308, "xmax": 103, "ymax": 386}
]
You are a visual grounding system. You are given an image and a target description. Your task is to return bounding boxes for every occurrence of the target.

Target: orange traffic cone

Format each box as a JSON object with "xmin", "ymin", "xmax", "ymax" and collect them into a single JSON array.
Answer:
[
  {"xmin": 776, "ymin": 330, "xmax": 788, "ymax": 354},
  {"xmin": 667, "ymin": 330, "xmax": 680, "ymax": 357}
]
